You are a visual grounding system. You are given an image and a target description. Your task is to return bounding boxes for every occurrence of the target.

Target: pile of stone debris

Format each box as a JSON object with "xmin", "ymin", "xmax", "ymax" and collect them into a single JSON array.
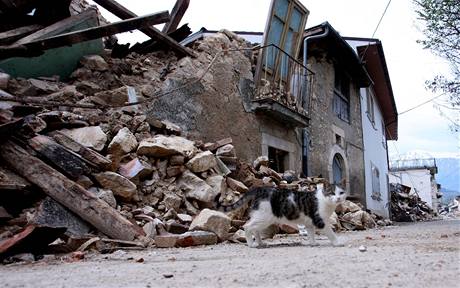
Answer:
[
  {"xmin": 389, "ymin": 183, "xmax": 434, "ymax": 222},
  {"xmin": 439, "ymin": 197, "xmax": 460, "ymax": 220},
  {"xmin": 332, "ymin": 200, "xmax": 391, "ymax": 231},
  {"xmin": 0, "ymin": 31, "xmax": 387, "ymax": 264}
]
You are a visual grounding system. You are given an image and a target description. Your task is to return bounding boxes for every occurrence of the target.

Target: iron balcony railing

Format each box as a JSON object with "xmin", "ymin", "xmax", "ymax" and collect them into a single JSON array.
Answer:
[
  {"xmin": 254, "ymin": 44, "xmax": 315, "ymax": 116},
  {"xmin": 389, "ymin": 158, "xmax": 437, "ymax": 172}
]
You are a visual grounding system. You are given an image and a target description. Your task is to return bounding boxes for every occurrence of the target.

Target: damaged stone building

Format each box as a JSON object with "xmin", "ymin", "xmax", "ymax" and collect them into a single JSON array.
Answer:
[{"xmin": 170, "ymin": 24, "xmax": 397, "ymax": 210}]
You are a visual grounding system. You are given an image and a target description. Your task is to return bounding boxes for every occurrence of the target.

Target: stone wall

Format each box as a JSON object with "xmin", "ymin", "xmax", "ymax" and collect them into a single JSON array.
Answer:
[
  {"xmin": 146, "ymin": 33, "xmax": 303, "ymax": 171},
  {"xmin": 307, "ymin": 54, "xmax": 366, "ymax": 204}
]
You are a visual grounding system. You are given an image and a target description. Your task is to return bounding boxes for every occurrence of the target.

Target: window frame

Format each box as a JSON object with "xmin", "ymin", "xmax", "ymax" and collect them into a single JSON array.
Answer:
[
  {"xmin": 371, "ymin": 162, "xmax": 382, "ymax": 201},
  {"xmin": 255, "ymin": 0, "xmax": 309, "ymax": 88},
  {"xmin": 333, "ymin": 66, "xmax": 351, "ymax": 123}
]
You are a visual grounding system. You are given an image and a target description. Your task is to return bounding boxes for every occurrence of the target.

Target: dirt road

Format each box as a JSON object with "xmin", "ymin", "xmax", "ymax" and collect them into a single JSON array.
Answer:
[{"xmin": 1, "ymin": 220, "xmax": 459, "ymax": 288}]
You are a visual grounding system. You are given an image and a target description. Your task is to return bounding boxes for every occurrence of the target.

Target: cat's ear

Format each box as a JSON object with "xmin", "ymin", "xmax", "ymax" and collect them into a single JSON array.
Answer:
[{"xmin": 339, "ymin": 178, "xmax": 347, "ymax": 188}]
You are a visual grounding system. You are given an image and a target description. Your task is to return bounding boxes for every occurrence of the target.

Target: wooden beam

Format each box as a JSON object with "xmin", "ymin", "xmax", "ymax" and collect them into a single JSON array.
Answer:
[
  {"xmin": 0, "ymin": 11, "xmax": 171, "ymax": 60},
  {"xmin": 28, "ymin": 135, "xmax": 91, "ymax": 179},
  {"xmin": 93, "ymin": 0, "xmax": 193, "ymax": 57},
  {"xmin": 162, "ymin": 0, "xmax": 190, "ymax": 34},
  {"xmin": 14, "ymin": 9, "xmax": 98, "ymax": 45},
  {"xmin": 50, "ymin": 131, "xmax": 112, "ymax": 169},
  {"xmin": 0, "ymin": 141, "xmax": 144, "ymax": 241},
  {"xmin": 0, "ymin": 24, "xmax": 43, "ymax": 45}
]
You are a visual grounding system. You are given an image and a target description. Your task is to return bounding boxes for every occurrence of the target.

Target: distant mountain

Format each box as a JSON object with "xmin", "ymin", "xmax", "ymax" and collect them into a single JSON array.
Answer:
[{"xmin": 436, "ymin": 158, "xmax": 460, "ymax": 203}]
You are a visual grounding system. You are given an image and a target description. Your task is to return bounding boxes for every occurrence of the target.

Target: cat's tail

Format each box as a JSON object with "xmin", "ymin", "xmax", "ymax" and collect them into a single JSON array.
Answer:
[{"xmin": 214, "ymin": 187, "xmax": 259, "ymax": 212}]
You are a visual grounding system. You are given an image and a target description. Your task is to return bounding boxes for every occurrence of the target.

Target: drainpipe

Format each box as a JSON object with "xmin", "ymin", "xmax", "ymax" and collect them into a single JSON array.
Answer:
[
  {"xmin": 301, "ymin": 24, "xmax": 329, "ymax": 177},
  {"xmin": 302, "ymin": 23, "xmax": 330, "ymax": 105}
]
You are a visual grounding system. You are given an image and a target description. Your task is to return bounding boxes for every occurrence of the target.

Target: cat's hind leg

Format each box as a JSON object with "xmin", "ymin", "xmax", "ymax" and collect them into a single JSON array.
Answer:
[{"xmin": 243, "ymin": 209, "xmax": 271, "ymax": 248}]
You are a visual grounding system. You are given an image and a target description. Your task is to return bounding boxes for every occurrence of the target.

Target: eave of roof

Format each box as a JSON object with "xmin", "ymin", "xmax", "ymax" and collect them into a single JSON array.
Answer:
[
  {"xmin": 357, "ymin": 42, "xmax": 398, "ymax": 140},
  {"xmin": 303, "ymin": 22, "xmax": 372, "ymax": 87}
]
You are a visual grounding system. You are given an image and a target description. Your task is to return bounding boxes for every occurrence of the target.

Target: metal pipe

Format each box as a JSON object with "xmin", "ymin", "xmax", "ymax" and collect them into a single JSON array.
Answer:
[
  {"xmin": 301, "ymin": 24, "xmax": 329, "ymax": 177},
  {"xmin": 302, "ymin": 24, "xmax": 330, "ymax": 107}
]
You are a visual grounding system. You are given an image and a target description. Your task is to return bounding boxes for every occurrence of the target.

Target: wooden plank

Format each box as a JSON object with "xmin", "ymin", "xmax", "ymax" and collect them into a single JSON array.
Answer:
[
  {"xmin": 0, "ymin": 24, "xmax": 43, "ymax": 45},
  {"xmin": 0, "ymin": 165, "xmax": 31, "ymax": 190},
  {"xmin": 93, "ymin": 0, "xmax": 193, "ymax": 57},
  {"xmin": 0, "ymin": 11, "xmax": 171, "ymax": 60},
  {"xmin": 14, "ymin": 10, "xmax": 98, "ymax": 45},
  {"xmin": 162, "ymin": 0, "xmax": 190, "ymax": 34},
  {"xmin": 0, "ymin": 141, "xmax": 144, "ymax": 241},
  {"xmin": 50, "ymin": 131, "xmax": 112, "ymax": 169},
  {"xmin": 28, "ymin": 135, "xmax": 91, "ymax": 179}
]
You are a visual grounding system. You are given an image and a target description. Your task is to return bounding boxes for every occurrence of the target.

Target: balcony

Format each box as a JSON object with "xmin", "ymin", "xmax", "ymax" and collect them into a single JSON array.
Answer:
[
  {"xmin": 390, "ymin": 158, "xmax": 438, "ymax": 175},
  {"xmin": 253, "ymin": 44, "xmax": 314, "ymax": 127}
]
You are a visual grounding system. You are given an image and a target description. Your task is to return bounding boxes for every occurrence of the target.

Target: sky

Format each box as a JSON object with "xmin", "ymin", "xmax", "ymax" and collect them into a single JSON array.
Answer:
[{"xmin": 91, "ymin": 0, "xmax": 460, "ymax": 159}]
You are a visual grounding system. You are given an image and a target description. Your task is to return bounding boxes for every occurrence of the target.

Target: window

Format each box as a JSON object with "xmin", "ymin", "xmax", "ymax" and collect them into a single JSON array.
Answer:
[
  {"xmin": 366, "ymin": 88, "xmax": 375, "ymax": 124},
  {"xmin": 371, "ymin": 163, "xmax": 382, "ymax": 201},
  {"xmin": 333, "ymin": 67, "xmax": 350, "ymax": 122},
  {"xmin": 268, "ymin": 146, "xmax": 289, "ymax": 172},
  {"xmin": 335, "ymin": 134, "xmax": 342, "ymax": 147},
  {"xmin": 332, "ymin": 153, "xmax": 344, "ymax": 184},
  {"xmin": 260, "ymin": 0, "xmax": 309, "ymax": 82},
  {"xmin": 265, "ymin": 0, "xmax": 308, "ymax": 67}
]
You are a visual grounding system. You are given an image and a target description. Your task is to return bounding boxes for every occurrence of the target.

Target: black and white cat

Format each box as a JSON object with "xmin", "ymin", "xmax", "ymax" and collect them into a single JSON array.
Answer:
[{"xmin": 215, "ymin": 179, "xmax": 347, "ymax": 248}]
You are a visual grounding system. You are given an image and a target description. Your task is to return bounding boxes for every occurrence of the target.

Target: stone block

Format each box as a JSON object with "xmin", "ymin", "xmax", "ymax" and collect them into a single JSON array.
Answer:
[
  {"xmin": 177, "ymin": 171, "xmax": 216, "ymax": 203},
  {"xmin": 94, "ymin": 171, "xmax": 137, "ymax": 201},
  {"xmin": 189, "ymin": 208, "xmax": 231, "ymax": 241},
  {"xmin": 80, "ymin": 55, "xmax": 109, "ymax": 71},
  {"xmin": 137, "ymin": 135, "xmax": 197, "ymax": 158},
  {"xmin": 186, "ymin": 151, "xmax": 217, "ymax": 173},
  {"xmin": 226, "ymin": 177, "xmax": 249, "ymax": 193},
  {"xmin": 108, "ymin": 127, "xmax": 138, "ymax": 155},
  {"xmin": 60, "ymin": 126, "xmax": 107, "ymax": 151}
]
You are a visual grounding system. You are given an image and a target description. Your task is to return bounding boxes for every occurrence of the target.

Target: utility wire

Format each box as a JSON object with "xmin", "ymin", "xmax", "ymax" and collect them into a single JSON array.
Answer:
[
  {"xmin": 398, "ymin": 91, "xmax": 448, "ymax": 115},
  {"xmin": 360, "ymin": 0, "xmax": 392, "ymax": 62}
]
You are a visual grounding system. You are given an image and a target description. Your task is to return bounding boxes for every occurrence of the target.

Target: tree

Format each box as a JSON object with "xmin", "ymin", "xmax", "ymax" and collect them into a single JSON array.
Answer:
[{"xmin": 414, "ymin": 0, "xmax": 460, "ymax": 131}]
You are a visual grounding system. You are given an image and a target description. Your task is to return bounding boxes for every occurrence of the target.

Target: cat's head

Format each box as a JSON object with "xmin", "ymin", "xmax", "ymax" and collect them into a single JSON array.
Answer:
[{"xmin": 321, "ymin": 179, "xmax": 347, "ymax": 205}]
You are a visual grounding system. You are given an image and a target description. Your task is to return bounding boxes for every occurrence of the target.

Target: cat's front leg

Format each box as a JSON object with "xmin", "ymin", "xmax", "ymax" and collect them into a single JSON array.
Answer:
[
  {"xmin": 244, "ymin": 228, "xmax": 256, "ymax": 248},
  {"xmin": 253, "ymin": 231, "xmax": 266, "ymax": 248},
  {"xmin": 322, "ymin": 225, "xmax": 345, "ymax": 247},
  {"xmin": 304, "ymin": 225, "xmax": 319, "ymax": 246}
]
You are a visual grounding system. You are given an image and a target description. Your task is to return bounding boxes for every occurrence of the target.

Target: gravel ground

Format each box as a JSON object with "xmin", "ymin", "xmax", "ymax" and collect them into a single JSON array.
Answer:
[{"xmin": 1, "ymin": 219, "xmax": 459, "ymax": 288}]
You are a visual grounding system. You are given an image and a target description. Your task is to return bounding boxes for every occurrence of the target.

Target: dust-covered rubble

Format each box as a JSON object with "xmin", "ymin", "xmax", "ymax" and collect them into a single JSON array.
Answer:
[{"xmin": 0, "ymin": 30, "xmax": 387, "ymax": 264}]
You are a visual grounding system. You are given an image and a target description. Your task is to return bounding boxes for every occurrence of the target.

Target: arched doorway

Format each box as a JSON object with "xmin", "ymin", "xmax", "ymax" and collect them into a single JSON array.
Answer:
[{"xmin": 332, "ymin": 153, "xmax": 344, "ymax": 184}]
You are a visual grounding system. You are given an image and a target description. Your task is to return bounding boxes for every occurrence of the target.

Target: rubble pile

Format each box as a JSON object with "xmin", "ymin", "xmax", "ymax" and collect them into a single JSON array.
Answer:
[
  {"xmin": 439, "ymin": 197, "xmax": 460, "ymax": 219},
  {"xmin": 0, "ymin": 15, "xmax": 384, "ymax": 262},
  {"xmin": 331, "ymin": 200, "xmax": 391, "ymax": 231},
  {"xmin": 0, "ymin": 27, "xmax": 255, "ymax": 259},
  {"xmin": 0, "ymin": 31, "xmax": 297, "ymax": 257},
  {"xmin": 389, "ymin": 183, "xmax": 434, "ymax": 222}
]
